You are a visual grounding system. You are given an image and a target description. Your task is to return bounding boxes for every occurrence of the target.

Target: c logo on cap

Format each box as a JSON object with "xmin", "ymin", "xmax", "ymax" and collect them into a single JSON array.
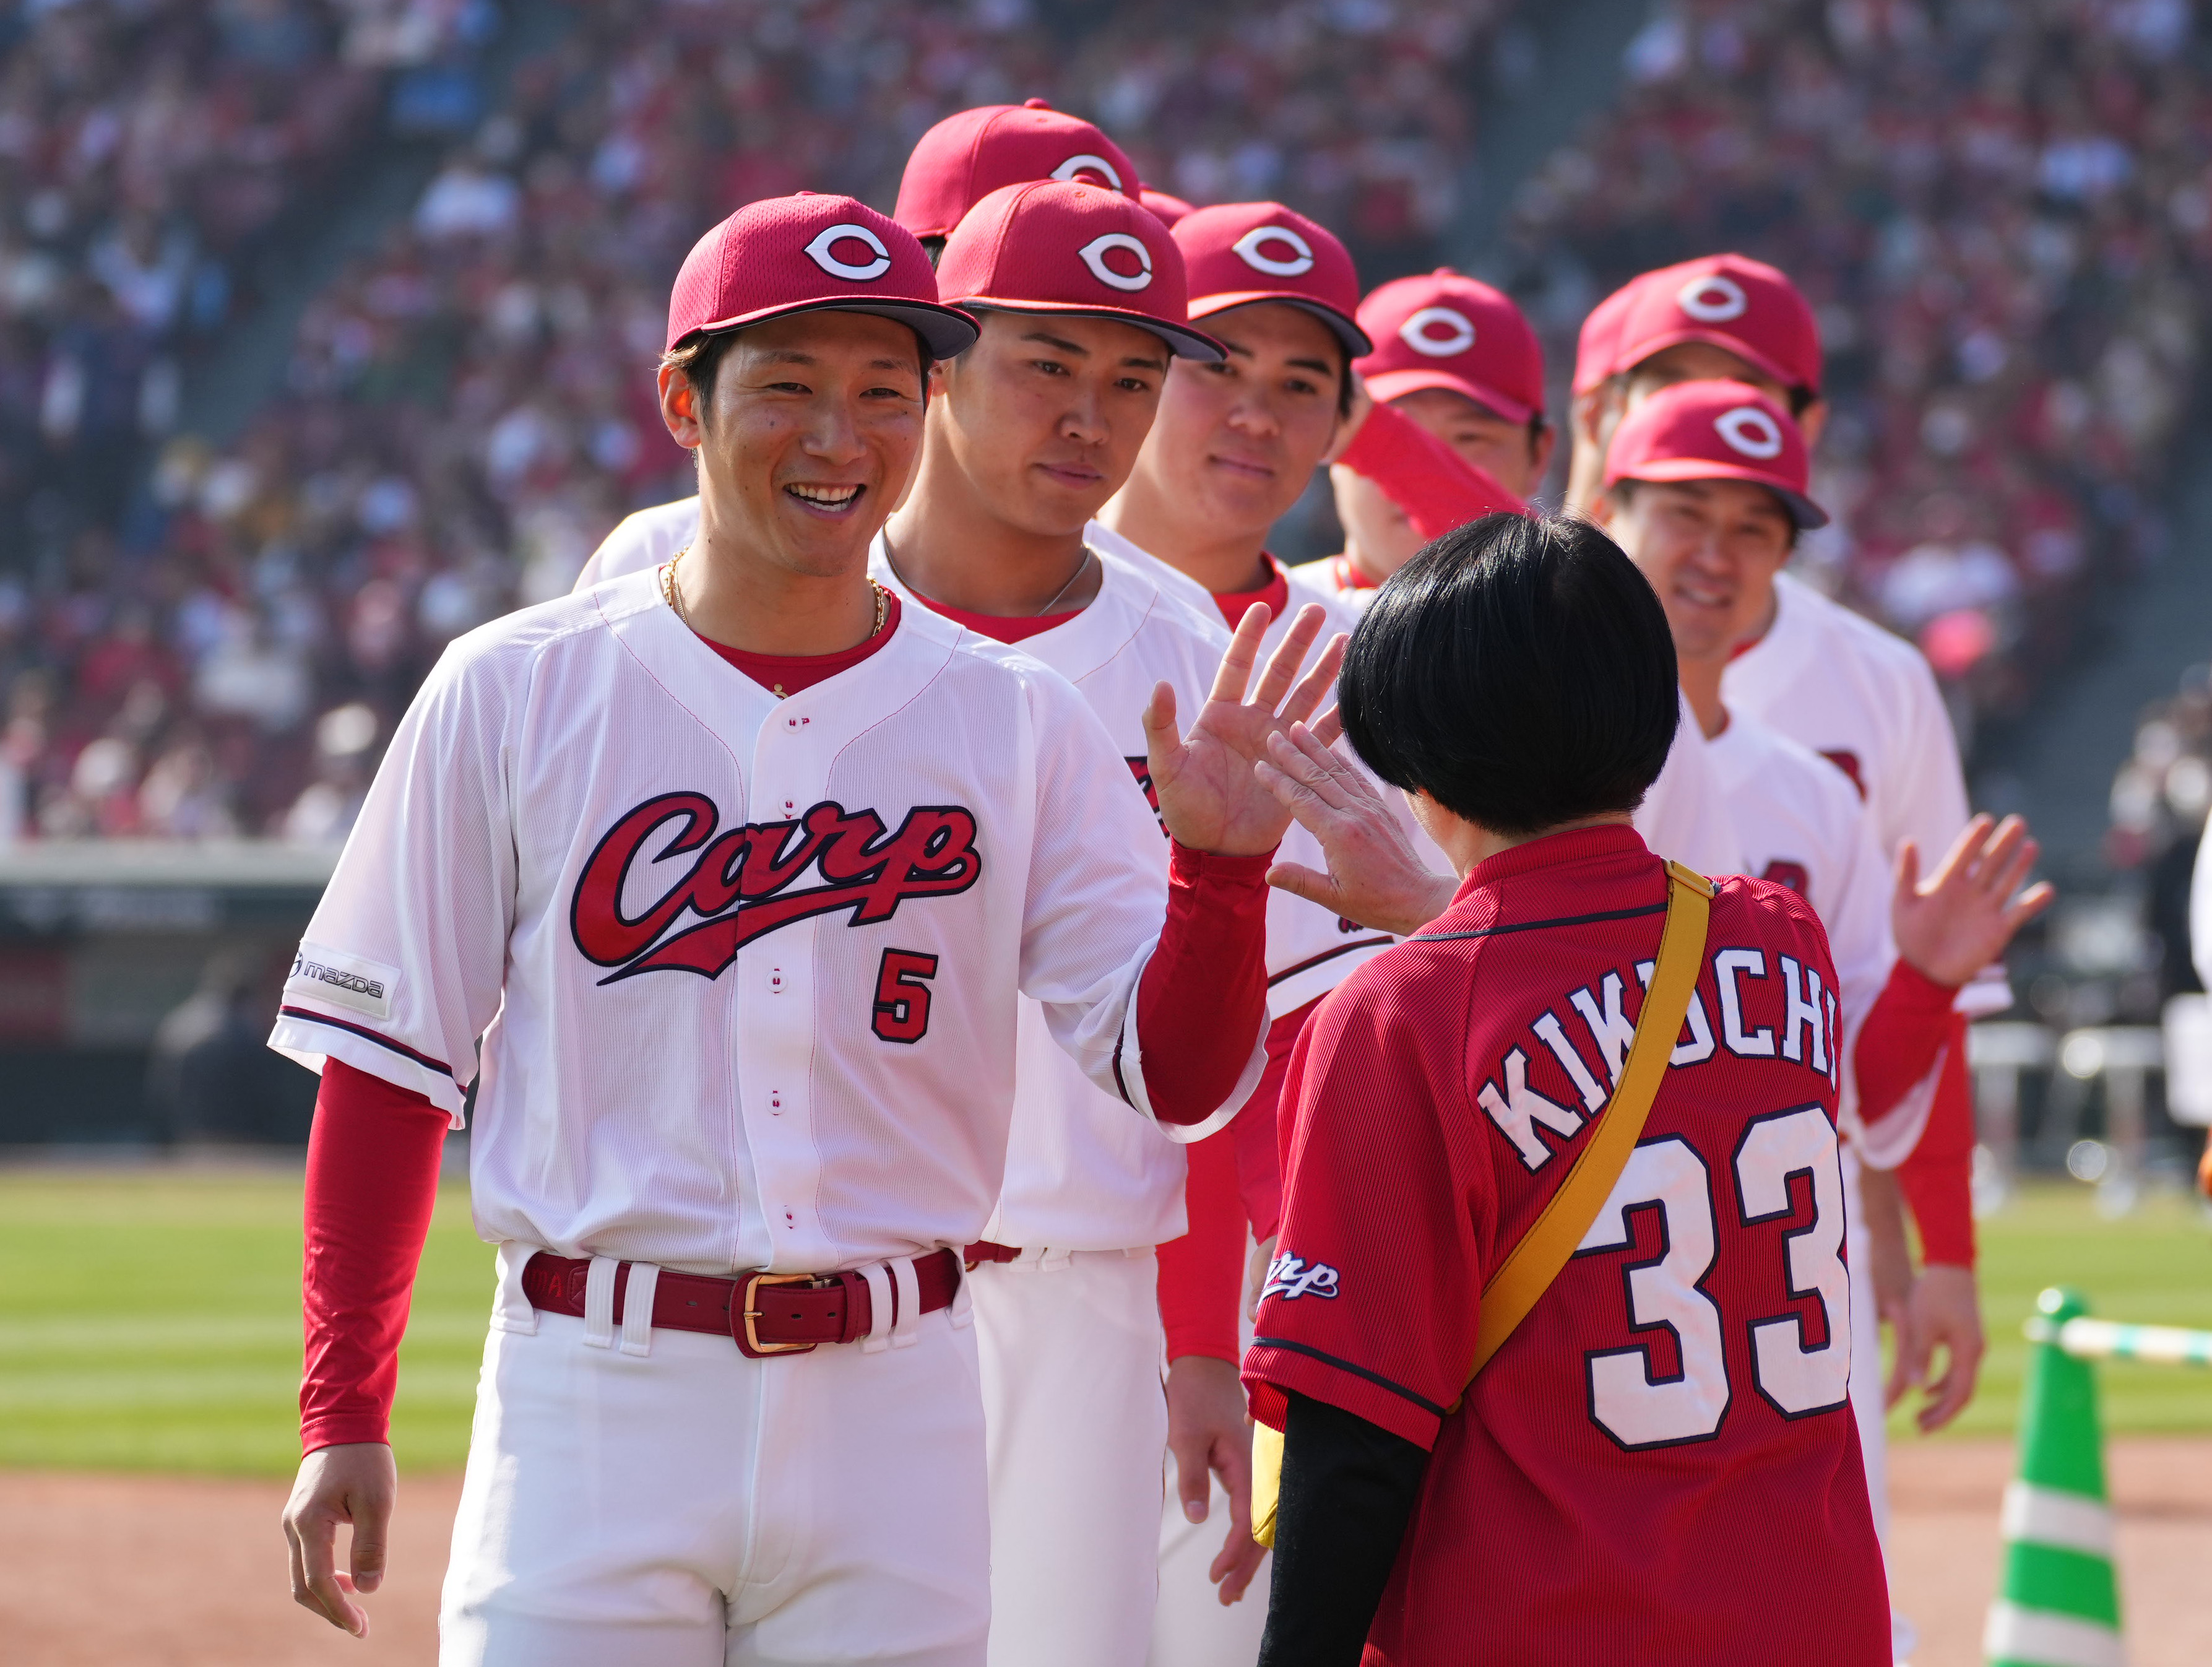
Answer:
[
  {"xmin": 1052, "ymin": 152, "xmax": 1125, "ymax": 190},
  {"xmin": 1399, "ymin": 305, "xmax": 1476, "ymax": 358},
  {"xmin": 804, "ymin": 223, "xmax": 892, "ymax": 283},
  {"xmin": 1078, "ymin": 232, "xmax": 1153, "ymax": 293},
  {"xmin": 1714, "ymin": 405, "xmax": 1786, "ymax": 459},
  {"xmin": 1231, "ymin": 225, "xmax": 1315, "ymax": 278},
  {"xmin": 1677, "ymin": 273, "xmax": 1748, "ymax": 323}
]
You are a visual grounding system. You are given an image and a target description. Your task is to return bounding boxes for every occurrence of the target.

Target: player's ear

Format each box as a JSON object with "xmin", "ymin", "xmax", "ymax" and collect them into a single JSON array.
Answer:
[
  {"xmin": 1586, "ymin": 484, "xmax": 1623, "ymax": 532},
  {"xmin": 1795, "ymin": 396, "xmax": 1829, "ymax": 451},
  {"xmin": 658, "ymin": 362, "xmax": 704, "ymax": 450}
]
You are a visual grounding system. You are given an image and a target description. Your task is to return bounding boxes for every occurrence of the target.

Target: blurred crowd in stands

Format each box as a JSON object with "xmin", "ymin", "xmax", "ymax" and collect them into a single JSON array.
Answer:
[
  {"xmin": 0, "ymin": 0, "xmax": 2205, "ymax": 843},
  {"xmin": 1500, "ymin": 0, "xmax": 2208, "ymax": 753},
  {"xmin": 2107, "ymin": 665, "xmax": 2212, "ymax": 1003},
  {"xmin": 0, "ymin": 0, "xmax": 1508, "ymax": 841}
]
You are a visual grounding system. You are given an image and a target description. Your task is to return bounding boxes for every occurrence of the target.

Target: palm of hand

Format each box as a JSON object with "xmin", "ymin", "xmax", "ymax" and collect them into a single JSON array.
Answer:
[
  {"xmin": 1891, "ymin": 813, "xmax": 2054, "ymax": 989},
  {"xmin": 1149, "ymin": 602, "xmax": 1344, "ymax": 858},
  {"xmin": 1158, "ymin": 696, "xmax": 1301, "ymax": 855}
]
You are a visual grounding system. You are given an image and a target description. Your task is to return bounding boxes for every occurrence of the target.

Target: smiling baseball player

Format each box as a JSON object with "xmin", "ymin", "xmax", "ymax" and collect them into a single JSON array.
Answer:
[
  {"xmin": 1565, "ymin": 259, "xmax": 2020, "ymax": 1528},
  {"xmin": 271, "ymin": 193, "xmax": 1342, "ymax": 1666},
  {"xmin": 866, "ymin": 176, "xmax": 1254, "ymax": 1667},
  {"xmin": 1591, "ymin": 381, "xmax": 2055, "ymax": 1631},
  {"xmin": 576, "ymin": 101, "xmax": 1145, "ymax": 594}
]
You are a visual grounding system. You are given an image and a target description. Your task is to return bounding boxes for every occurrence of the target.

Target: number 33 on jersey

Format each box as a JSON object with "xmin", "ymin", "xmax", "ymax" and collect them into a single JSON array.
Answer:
[{"xmin": 1245, "ymin": 833, "xmax": 1885, "ymax": 1659}]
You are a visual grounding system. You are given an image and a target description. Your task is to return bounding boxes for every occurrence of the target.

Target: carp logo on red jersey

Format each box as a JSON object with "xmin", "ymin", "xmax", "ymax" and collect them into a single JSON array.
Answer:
[{"xmin": 571, "ymin": 792, "xmax": 982, "ymax": 982}]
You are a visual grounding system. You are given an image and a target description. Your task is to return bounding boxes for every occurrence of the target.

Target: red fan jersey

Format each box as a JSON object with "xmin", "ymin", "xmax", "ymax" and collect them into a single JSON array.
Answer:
[{"xmin": 1245, "ymin": 825, "xmax": 1888, "ymax": 1665}]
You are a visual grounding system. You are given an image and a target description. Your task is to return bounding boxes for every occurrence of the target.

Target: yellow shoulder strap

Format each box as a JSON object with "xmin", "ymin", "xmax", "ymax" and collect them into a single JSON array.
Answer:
[{"xmin": 1250, "ymin": 860, "xmax": 1713, "ymax": 1548}]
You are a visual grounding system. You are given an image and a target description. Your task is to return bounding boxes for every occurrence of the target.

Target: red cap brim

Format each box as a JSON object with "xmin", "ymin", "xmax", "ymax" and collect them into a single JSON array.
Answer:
[
  {"xmin": 1614, "ymin": 327, "xmax": 1818, "ymax": 400},
  {"xmin": 684, "ymin": 296, "xmax": 981, "ymax": 362},
  {"xmin": 952, "ymin": 297, "xmax": 1225, "ymax": 362},
  {"xmin": 1189, "ymin": 291, "xmax": 1374, "ymax": 358},
  {"xmin": 1608, "ymin": 456, "xmax": 1828, "ymax": 529},
  {"xmin": 1362, "ymin": 367, "xmax": 1537, "ymax": 426}
]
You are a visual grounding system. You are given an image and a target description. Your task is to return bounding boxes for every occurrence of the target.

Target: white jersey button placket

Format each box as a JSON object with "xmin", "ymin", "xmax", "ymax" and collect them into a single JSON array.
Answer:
[{"xmin": 737, "ymin": 709, "xmax": 831, "ymax": 1271}]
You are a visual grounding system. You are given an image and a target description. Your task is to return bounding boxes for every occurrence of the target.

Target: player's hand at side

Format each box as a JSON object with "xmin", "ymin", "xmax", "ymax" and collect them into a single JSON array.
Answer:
[
  {"xmin": 1257, "ymin": 722, "xmax": 1457, "ymax": 936},
  {"xmin": 1894, "ymin": 1264, "xmax": 1985, "ymax": 1432},
  {"xmin": 1164, "ymin": 1355, "xmax": 1270, "ymax": 1604},
  {"xmin": 282, "ymin": 1441, "xmax": 397, "ymax": 1637},
  {"xmin": 1891, "ymin": 813, "xmax": 2054, "ymax": 989},
  {"xmin": 1146, "ymin": 602, "xmax": 1345, "ymax": 857}
]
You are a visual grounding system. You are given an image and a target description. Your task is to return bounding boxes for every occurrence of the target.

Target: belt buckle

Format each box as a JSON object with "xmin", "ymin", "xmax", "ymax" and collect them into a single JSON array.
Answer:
[{"xmin": 738, "ymin": 1271, "xmax": 819, "ymax": 1357}]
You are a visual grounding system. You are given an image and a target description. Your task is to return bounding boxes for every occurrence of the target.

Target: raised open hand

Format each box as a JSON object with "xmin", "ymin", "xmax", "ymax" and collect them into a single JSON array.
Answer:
[
  {"xmin": 1891, "ymin": 813, "xmax": 2055, "ymax": 989},
  {"xmin": 1255, "ymin": 721, "xmax": 1458, "ymax": 937},
  {"xmin": 1144, "ymin": 603, "xmax": 1345, "ymax": 857}
]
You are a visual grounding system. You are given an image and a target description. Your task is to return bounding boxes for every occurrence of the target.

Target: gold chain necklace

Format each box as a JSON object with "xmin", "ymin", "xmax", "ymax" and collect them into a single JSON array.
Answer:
[{"xmin": 662, "ymin": 547, "xmax": 889, "ymax": 637}]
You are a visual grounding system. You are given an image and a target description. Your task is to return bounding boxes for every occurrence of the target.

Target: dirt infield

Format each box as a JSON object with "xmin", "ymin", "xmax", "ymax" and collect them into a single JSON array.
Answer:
[{"xmin": 2, "ymin": 1440, "xmax": 2207, "ymax": 1664}]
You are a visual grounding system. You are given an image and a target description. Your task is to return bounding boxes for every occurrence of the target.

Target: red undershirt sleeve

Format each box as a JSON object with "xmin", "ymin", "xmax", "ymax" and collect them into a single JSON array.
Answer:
[
  {"xmin": 1898, "ymin": 1013, "xmax": 1977, "ymax": 1268},
  {"xmin": 1136, "ymin": 841, "xmax": 1274, "ymax": 1127},
  {"xmin": 1334, "ymin": 399, "xmax": 1525, "ymax": 541},
  {"xmin": 1157, "ymin": 998, "xmax": 1326, "ymax": 1363},
  {"xmin": 1157, "ymin": 1127, "xmax": 1246, "ymax": 1365},
  {"xmin": 1854, "ymin": 959, "xmax": 1957, "ymax": 1128},
  {"xmin": 300, "ymin": 1059, "xmax": 451, "ymax": 1455},
  {"xmin": 1240, "ymin": 998, "xmax": 1322, "ymax": 1242}
]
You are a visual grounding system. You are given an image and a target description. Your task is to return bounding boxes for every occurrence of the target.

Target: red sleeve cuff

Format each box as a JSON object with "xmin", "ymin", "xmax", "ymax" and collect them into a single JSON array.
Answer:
[
  {"xmin": 1168, "ymin": 840, "xmax": 1276, "ymax": 885},
  {"xmin": 1243, "ymin": 1341, "xmax": 1443, "ymax": 1452}
]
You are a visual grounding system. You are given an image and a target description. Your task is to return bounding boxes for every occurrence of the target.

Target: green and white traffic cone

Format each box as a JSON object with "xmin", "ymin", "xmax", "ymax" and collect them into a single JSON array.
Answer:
[{"xmin": 1984, "ymin": 1288, "xmax": 2124, "ymax": 1667}]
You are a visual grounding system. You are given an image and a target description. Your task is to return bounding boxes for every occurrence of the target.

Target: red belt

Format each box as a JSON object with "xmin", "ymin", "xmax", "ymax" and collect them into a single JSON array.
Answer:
[
  {"xmin": 963, "ymin": 1240, "xmax": 1021, "ymax": 1266},
  {"xmin": 522, "ymin": 1248, "xmax": 962, "ymax": 1359}
]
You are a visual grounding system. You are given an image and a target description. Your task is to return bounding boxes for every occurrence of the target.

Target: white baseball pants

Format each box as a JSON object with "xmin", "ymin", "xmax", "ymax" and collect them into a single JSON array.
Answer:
[
  {"xmin": 970, "ymin": 1249, "xmax": 1167, "ymax": 1667},
  {"xmin": 439, "ymin": 1262, "xmax": 990, "ymax": 1667},
  {"xmin": 1149, "ymin": 1452, "xmax": 1269, "ymax": 1667}
]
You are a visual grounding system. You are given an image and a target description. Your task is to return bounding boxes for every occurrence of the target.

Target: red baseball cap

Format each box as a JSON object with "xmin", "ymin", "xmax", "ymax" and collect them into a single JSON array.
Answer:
[
  {"xmin": 894, "ymin": 99, "xmax": 1136, "ymax": 240},
  {"xmin": 1137, "ymin": 183, "xmax": 1195, "ymax": 225},
  {"xmin": 1172, "ymin": 202, "xmax": 1372, "ymax": 357},
  {"xmin": 1602, "ymin": 379, "xmax": 1828, "ymax": 529},
  {"xmin": 1571, "ymin": 280, "xmax": 1638, "ymax": 396},
  {"xmin": 1602, "ymin": 253, "xmax": 1822, "ymax": 397},
  {"xmin": 1354, "ymin": 269, "xmax": 1544, "ymax": 425},
  {"xmin": 935, "ymin": 180, "xmax": 1223, "ymax": 360},
  {"xmin": 665, "ymin": 193, "xmax": 978, "ymax": 360}
]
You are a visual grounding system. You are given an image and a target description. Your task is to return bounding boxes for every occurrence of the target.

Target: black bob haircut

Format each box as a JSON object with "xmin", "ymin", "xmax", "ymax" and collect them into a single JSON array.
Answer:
[{"xmin": 1339, "ymin": 513, "xmax": 1679, "ymax": 838}]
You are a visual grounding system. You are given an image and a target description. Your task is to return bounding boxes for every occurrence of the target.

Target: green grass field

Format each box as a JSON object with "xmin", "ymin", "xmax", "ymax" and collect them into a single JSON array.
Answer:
[{"xmin": 0, "ymin": 1167, "xmax": 2207, "ymax": 1476}]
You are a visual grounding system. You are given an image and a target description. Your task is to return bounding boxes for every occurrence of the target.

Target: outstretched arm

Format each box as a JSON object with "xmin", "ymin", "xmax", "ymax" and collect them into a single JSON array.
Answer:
[{"xmin": 1133, "ymin": 607, "xmax": 1347, "ymax": 1127}]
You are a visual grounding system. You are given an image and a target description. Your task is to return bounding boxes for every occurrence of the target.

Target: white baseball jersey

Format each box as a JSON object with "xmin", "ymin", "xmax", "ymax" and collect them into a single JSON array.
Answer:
[
  {"xmin": 1635, "ymin": 692, "xmax": 1748, "ymax": 880},
  {"xmin": 1705, "ymin": 709, "xmax": 1936, "ymax": 1162},
  {"xmin": 270, "ymin": 568, "xmax": 1250, "ymax": 1278},
  {"xmin": 1305, "ymin": 554, "xmax": 1378, "ymax": 610},
  {"xmin": 575, "ymin": 495, "xmax": 698, "ymax": 590},
  {"xmin": 1724, "ymin": 569, "xmax": 2008, "ymax": 1015},
  {"xmin": 870, "ymin": 536, "xmax": 1238, "ymax": 1250},
  {"xmin": 1260, "ymin": 558, "xmax": 1418, "ymax": 1015}
]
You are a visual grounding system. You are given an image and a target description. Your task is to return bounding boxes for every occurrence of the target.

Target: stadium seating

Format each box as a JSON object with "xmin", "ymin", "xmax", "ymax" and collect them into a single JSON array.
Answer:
[
  {"xmin": 1498, "ymin": 0, "xmax": 2204, "ymax": 751},
  {"xmin": 1, "ymin": 0, "xmax": 2203, "ymax": 838}
]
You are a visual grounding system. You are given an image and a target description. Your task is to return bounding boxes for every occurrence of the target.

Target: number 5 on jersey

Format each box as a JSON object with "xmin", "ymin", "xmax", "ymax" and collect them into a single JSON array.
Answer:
[
  {"xmin": 1573, "ymin": 1107, "xmax": 1851, "ymax": 1450},
  {"xmin": 871, "ymin": 949, "xmax": 939, "ymax": 1044}
]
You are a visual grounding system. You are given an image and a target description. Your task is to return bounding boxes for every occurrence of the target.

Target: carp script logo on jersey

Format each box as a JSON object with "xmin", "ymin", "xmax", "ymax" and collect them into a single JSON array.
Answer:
[
  {"xmin": 571, "ymin": 793, "xmax": 982, "ymax": 982},
  {"xmin": 1262, "ymin": 1252, "xmax": 1341, "ymax": 1302}
]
